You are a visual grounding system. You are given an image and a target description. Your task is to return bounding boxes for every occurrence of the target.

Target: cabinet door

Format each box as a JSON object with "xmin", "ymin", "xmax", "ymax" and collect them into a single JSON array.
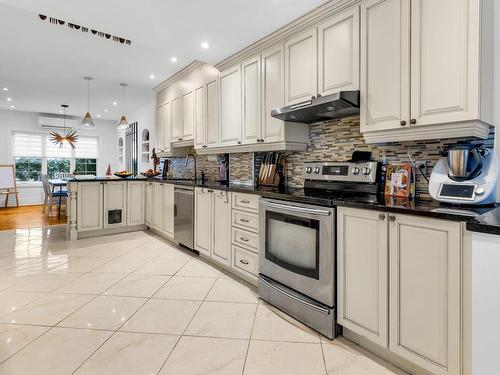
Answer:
[
  {"xmin": 389, "ymin": 214, "xmax": 461, "ymax": 375},
  {"xmin": 318, "ymin": 6, "xmax": 360, "ymax": 95},
  {"xmin": 155, "ymin": 105, "xmax": 165, "ymax": 151},
  {"xmin": 127, "ymin": 181, "xmax": 145, "ymax": 226},
  {"xmin": 163, "ymin": 101, "xmax": 171, "ymax": 153},
  {"xmin": 337, "ymin": 207, "xmax": 388, "ymax": 347},
  {"xmin": 171, "ymin": 97, "xmax": 183, "ymax": 141},
  {"xmin": 182, "ymin": 90, "xmax": 194, "ymax": 140},
  {"xmin": 152, "ymin": 183, "xmax": 164, "ymax": 230},
  {"xmin": 360, "ymin": 0, "xmax": 410, "ymax": 132},
  {"xmin": 206, "ymin": 79, "xmax": 219, "ymax": 148},
  {"xmin": 410, "ymin": 0, "xmax": 480, "ymax": 127},
  {"xmin": 145, "ymin": 182, "xmax": 153, "ymax": 226},
  {"xmin": 162, "ymin": 183, "xmax": 174, "ymax": 237},
  {"xmin": 77, "ymin": 182, "xmax": 103, "ymax": 232},
  {"xmin": 219, "ymin": 65, "xmax": 242, "ymax": 146},
  {"xmin": 194, "ymin": 188, "xmax": 212, "ymax": 256},
  {"xmin": 212, "ymin": 190, "xmax": 232, "ymax": 266},
  {"xmin": 103, "ymin": 181, "xmax": 127, "ymax": 228},
  {"xmin": 284, "ymin": 28, "xmax": 318, "ymax": 105},
  {"xmin": 261, "ymin": 44, "xmax": 285, "ymax": 143},
  {"xmin": 242, "ymin": 55, "xmax": 261, "ymax": 144},
  {"xmin": 194, "ymin": 85, "xmax": 205, "ymax": 149}
]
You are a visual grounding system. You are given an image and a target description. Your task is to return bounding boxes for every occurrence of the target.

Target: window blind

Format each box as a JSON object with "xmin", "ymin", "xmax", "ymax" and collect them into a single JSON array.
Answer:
[
  {"xmin": 75, "ymin": 137, "xmax": 98, "ymax": 159},
  {"xmin": 12, "ymin": 132, "xmax": 43, "ymax": 157},
  {"xmin": 45, "ymin": 136, "xmax": 72, "ymax": 158}
]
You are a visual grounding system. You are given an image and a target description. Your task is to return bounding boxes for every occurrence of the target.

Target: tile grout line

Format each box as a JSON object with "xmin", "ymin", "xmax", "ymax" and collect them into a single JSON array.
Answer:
[{"xmin": 241, "ymin": 298, "xmax": 260, "ymax": 375}]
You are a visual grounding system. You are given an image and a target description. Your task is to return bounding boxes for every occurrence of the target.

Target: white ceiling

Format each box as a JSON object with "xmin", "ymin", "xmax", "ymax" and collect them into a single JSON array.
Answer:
[{"xmin": 0, "ymin": 0, "xmax": 326, "ymax": 120}]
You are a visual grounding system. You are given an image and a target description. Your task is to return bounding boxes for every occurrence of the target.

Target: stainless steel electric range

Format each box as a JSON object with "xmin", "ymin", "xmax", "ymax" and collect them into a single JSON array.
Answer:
[{"xmin": 258, "ymin": 160, "xmax": 380, "ymax": 339}]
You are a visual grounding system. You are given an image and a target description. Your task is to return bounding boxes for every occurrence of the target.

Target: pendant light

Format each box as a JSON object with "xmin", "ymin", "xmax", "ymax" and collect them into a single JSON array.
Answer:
[
  {"xmin": 116, "ymin": 83, "xmax": 129, "ymax": 130},
  {"xmin": 81, "ymin": 76, "xmax": 96, "ymax": 128},
  {"xmin": 49, "ymin": 104, "xmax": 79, "ymax": 149}
]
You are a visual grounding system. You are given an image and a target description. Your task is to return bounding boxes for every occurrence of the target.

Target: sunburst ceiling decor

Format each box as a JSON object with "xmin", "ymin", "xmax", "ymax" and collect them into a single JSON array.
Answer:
[{"xmin": 49, "ymin": 104, "xmax": 79, "ymax": 149}]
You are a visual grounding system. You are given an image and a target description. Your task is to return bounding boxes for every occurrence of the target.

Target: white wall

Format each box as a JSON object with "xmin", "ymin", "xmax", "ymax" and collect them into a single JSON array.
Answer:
[
  {"xmin": 118, "ymin": 102, "xmax": 155, "ymax": 173},
  {"xmin": 0, "ymin": 109, "xmax": 119, "ymax": 206}
]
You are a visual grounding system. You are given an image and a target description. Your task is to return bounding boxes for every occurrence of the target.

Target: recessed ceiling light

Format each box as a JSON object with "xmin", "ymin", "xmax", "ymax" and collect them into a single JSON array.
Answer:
[
  {"xmin": 149, "ymin": 74, "xmax": 155, "ymax": 79},
  {"xmin": 201, "ymin": 41, "xmax": 209, "ymax": 49},
  {"xmin": 104, "ymin": 109, "xmax": 108, "ymax": 112},
  {"xmin": 59, "ymin": 110, "xmax": 62, "ymax": 113},
  {"xmin": 10, "ymin": 105, "xmax": 15, "ymax": 109},
  {"xmin": 97, "ymin": 114, "xmax": 101, "ymax": 118},
  {"xmin": 6, "ymin": 97, "xmax": 12, "ymax": 102},
  {"xmin": 113, "ymin": 102, "xmax": 118, "ymax": 106},
  {"xmin": 2, "ymin": 87, "xmax": 8, "ymax": 91},
  {"xmin": 170, "ymin": 57, "xmax": 177, "ymax": 63}
]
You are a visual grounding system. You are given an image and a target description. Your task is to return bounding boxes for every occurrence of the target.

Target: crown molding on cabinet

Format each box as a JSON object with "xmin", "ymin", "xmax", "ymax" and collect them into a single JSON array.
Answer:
[{"xmin": 153, "ymin": 60, "xmax": 206, "ymax": 93}]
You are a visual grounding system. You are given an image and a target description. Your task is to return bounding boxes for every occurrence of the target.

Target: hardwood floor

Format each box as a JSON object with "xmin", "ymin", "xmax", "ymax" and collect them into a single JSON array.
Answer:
[{"xmin": 0, "ymin": 204, "xmax": 67, "ymax": 231}]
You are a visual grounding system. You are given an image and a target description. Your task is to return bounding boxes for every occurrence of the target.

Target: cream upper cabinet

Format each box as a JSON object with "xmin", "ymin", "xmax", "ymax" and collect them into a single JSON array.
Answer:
[
  {"xmin": 241, "ymin": 55, "xmax": 262, "ymax": 144},
  {"xmin": 77, "ymin": 182, "xmax": 103, "ymax": 232},
  {"xmin": 162, "ymin": 183, "xmax": 174, "ymax": 238},
  {"xmin": 181, "ymin": 90, "xmax": 194, "ymax": 140},
  {"xmin": 389, "ymin": 214, "xmax": 462, "ymax": 375},
  {"xmin": 212, "ymin": 190, "xmax": 232, "ymax": 266},
  {"xmin": 284, "ymin": 27, "xmax": 318, "ymax": 105},
  {"xmin": 337, "ymin": 207, "xmax": 388, "ymax": 347},
  {"xmin": 127, "ymin": 181, "xmax": 145, "ymax": 226},
  {"xmin": 103, "ymin": 181, "xmax": 127, "ymax": 228},
  {"xmin": 194, "ymin": 188, "xmax": 212, "ymax": 256},
  {"xmin": 219, "ymin": 65, "xmax": 242, "ymax": 146},
  {"xmin": 151, "ymin": 182, "xmax": 164, "ymax": 231},
  {"xmin": 206, "ymin": 79, "xmax": 219, "ymax": 148},
  {"xmin": 360, "ymin": 0, "xmax": 410, "ymax": 134},
  {"xmin": 194, "ymin": 85, "xmax": 205, "ymax": 149},
  {"xmin": 171, "ymin": 97, "xmax": 183, "ymax": 141},
  {"xmin": 155, "ymin": 104, "xmax": 165, "ymax": 152},
  {"xmin": 145, "ymin": 182, "xmax": 153, "ymax": 226},
  {"xmin": 261, "ymin": 44, "xmax": 285, "ymax": 143},
  {"xmin": 410, "ymin": 0, "xmax": 483, "ymax": 127},
  {"xmin": 318, "ymin": 6, "xmax": 360, "ymax": 95},
  {"xmin": 162, "ymin": 101, "xmax": 171, "ymax": 153}
]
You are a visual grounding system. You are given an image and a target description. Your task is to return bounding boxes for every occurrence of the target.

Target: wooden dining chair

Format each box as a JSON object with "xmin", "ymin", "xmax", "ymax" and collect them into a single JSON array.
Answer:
[
  {"xmin": 42, "ymin": 175, "xmax": 67, "ymax": 214},
  {"xmin": 0, "ymin": 164, "xmax": 19, "ymax": 208}
]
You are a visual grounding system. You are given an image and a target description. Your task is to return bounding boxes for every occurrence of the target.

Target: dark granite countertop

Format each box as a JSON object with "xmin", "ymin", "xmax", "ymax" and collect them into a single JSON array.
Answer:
[
  {"xmin": 466, "ymin": 207, "xmax": 500, "ymax": 235},
  {"xmin": 69, "ymin": 176, "xmax": 147, "ymax": 182}
]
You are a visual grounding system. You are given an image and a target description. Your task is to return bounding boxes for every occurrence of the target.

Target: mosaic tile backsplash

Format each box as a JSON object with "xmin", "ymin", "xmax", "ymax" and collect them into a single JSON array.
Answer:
[{"xmin": 167, "ymin": 116, "xmax": 494, "ymax": 198}]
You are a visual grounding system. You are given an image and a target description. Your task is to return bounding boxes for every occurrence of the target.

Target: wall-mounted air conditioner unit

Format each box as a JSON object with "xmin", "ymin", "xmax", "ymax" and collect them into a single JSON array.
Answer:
[{"xmin": 38, "ymin": 114, "xmax": 79, "ymax": 130}]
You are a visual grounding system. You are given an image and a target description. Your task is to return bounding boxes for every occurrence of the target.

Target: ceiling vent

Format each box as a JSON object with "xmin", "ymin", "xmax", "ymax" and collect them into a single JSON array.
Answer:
[
  {"xmin": 38, "ymin": 14, "xmax": 132, "ymax": 46},
  {"xmin": 38, "ymin": 114, "xmax": 79, "ymax": 130}
]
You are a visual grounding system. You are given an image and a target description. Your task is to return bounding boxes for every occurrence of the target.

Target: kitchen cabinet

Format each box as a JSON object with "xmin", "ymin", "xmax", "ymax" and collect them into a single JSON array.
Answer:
[
  {"xmin": 241, "ymin": 55, "xmax": 261, "ymax": 144},
  {"xmin": 194, "ymin": 85, "xmax": 205, "ymax": 149},
  {"xmin": 103, "ymin": 181, "xmax": 127, "ymax": 228},
  {"xmin": 194, "ymin": 188, "xmax": 212, "ymax": 256},
  {"xmin": 127, "ymin": 181, "xmax": 145, "ymax": 226},
  {"xmin": 337, "ymin": 207, "xmax": 462, "ymax": 375},
  {"xmin": 151, "ymin": 182, "xmax": 164, "ymax": 231},
  {"xmin": 77, "ymin": 182, "xmax": 103, "ymax": 232},
  {"xmin": 155, "ymin": 104, "xmax": 165, "ymax": 152},
  {"xmin": 162, "ymin": 183, "xmax": 174, "ymax": 238},
  {"xmin": 206, "ymin": 79, "xmax": 219, "ymax": 148},
  {"xmin": 181, "ymin": 90, "xmax": 194, "ymax": 140},
  {"xmin": 162, "ymin": 101, "xmax": 171, "ymax": 153},
  {"xmin": 389, "ymin": 213, "xmax": 461, "ymax": 375},
  {"xmin": 337, "ymin": 207, "xmax": 388, "ymax": 347},
  {"xmin": 360, "ymin": 0, "xmax": 493, "ymax": 143},
  {"xmin": 318, "ymin": 6, "xmax": 360, "ymax": 95},
  {"xmin": 284, "ymin": 28, "xmax": 318, "ymax": 105},
  {"xmin": 219, "ymin": 65, "xmax": 242, "ymax": 146},
  {"xmin": 171, "ymin": 97, "xmax": 183, "ymax": 141},
  {"xmin": 145, "ymin": 182, "xmax": 153, "ymax": 226}
]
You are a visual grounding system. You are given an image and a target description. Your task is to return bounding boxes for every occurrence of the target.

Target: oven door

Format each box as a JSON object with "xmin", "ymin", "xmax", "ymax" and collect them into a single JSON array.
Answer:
[{"xmin": 259, "ymin": 198, "xmax": 335, "ymax": 307}]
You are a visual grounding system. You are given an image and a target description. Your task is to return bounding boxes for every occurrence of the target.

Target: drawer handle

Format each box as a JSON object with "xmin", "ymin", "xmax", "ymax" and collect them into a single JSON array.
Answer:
[
  {"xmin": 240, "ymin": 237, "xmax": 250, "ymax": 242},
  {"xmin": 239, "ymin": 259, "xmax": 249, "ymax": 265},
  {"xmin": 240, "ymin": 200, "xmax": 250, "ymax": 204},
  {"xmin": 240, "ymin": 218, "xmax": 250, "ymax": 223}
]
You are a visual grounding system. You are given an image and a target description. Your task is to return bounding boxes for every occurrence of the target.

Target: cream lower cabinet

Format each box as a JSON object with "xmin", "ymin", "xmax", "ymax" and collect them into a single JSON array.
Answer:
[
  {"xmin": 151, "ymin": 182, "xmax": 164, "ymax": 231},
  {"xmin": 103, "ymin": 181, "xmax": 127, "ymax": 229},
  {"xmin": 145, "ymin": 182, "xmax": 153, "ymax": 226},
  {"xmin": 194, "ymin": 188, "xmax": 232, "ymax": 266},
  {"xmin": 127, "ymin": 181, "xmax": 146, "ymax": 226},
  {"xmin": 337, "ymin": 207, "xmax": 462, "ymax": 375},
  {"xmin": 162, "ymin": 183, "xmax": 174, "ymax": 238},
  {"xmin": 77, "ymin": 182, "xmax": 103, "ymax": 232}
]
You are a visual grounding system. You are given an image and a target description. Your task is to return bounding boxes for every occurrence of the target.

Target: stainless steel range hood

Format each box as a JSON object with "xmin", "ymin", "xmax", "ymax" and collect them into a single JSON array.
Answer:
[{"xmin": 271, "ymin": 90, "xmax": 360, "ymax": 124}]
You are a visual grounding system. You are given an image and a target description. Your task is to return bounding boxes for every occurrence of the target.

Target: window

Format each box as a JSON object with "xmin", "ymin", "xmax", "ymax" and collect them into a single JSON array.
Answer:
[{"xmin": 12, "ymin": 132, "xmax": 99, "ymax": 181}]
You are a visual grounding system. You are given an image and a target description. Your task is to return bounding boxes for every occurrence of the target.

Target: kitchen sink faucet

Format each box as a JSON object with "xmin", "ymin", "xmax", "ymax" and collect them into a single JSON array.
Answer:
[{"xmin": 185, "ymin": 153, "xmax": 197, "ymax": 182}]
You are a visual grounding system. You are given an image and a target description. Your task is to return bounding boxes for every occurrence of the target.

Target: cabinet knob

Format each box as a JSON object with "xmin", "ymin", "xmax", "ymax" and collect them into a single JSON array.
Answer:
[
  {"xmin": 237, "ymin": 141, "xmax": 242, "ymax": 145},
  {"xmin": 239, "ymin": 259, "xmax": 249, "ymax": 265},
  {"xmin": 240, "ymin": 237, "xmax": 250, "ymax": 242},
  {"xmin": 240, "ymin": 218, "xmax": 250, "ymax": 223},
  {"xmin": 389, "ymin": 215, "xmax": 396, "ymax": 222},
  {"xmin": 178, "ymin": 138, "xmax": 183, "ymax": 141},
  {"xmin": 378, "ymin": 214, "xmax": 385, "ymax": 221},
  {"xmin": 400, "ymin": 120, "xmax": 407, "ymax": 127},
  {"xmin": 410, "ymin": 118, "xmax": 417, "ymax": 125}
]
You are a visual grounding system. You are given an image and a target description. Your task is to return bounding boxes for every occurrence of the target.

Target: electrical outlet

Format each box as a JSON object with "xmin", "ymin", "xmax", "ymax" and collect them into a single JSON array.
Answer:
[{"xmin": 413, "ymin": 160, "xmax": 428, "ymax": 177}]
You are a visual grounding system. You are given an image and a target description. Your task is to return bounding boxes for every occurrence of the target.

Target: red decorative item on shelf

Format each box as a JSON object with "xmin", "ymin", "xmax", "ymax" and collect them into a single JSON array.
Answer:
[{"xmin": 105, "ymin": 164, "xmax": 112, "ymax": 177}]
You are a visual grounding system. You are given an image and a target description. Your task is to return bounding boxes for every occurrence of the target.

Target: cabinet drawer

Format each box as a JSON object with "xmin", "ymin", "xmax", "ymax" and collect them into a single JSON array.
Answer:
[
  {"xmin": 232, "ymin": 227, "xmax": 259, "ymax": 253},
  {"xmin": 232, "ymin": 193, "xmax": 259, "ymax": 213},
  {"xmin": 232, "ymin": 245, "xmax": 258, "ymax": 277},
  {"xmin": 232, "ymin": 210, "xmax": 259, "ymax": 233}
]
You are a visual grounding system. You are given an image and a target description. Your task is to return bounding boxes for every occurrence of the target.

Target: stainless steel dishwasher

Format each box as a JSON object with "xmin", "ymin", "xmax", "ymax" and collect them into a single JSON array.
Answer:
[{"xmin": 174, "ymin": 185, "xmax": 194, "ymax": 249}]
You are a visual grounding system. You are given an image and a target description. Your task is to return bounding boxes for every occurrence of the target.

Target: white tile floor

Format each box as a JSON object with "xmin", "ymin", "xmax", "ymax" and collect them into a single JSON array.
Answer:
[{"xmin": 0, "ymin": 226, "xmax": 408, "ymax": 375}]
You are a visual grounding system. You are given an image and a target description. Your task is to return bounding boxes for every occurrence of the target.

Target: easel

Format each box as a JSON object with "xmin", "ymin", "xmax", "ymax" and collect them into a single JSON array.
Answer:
[{"xmin": 0, "ymin": 165, "xmax": 20, "ymax": 207}]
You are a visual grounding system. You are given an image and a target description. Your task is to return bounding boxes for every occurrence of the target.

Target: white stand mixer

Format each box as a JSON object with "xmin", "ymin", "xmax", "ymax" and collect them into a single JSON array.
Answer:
[{"xmin": 429, "ymin": 147, "xmax": 498, "ymax": 205}]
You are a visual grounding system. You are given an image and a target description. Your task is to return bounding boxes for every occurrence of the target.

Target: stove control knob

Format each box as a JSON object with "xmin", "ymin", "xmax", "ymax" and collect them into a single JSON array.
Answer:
[
  {"xmin": 362, "ymin": 167, "xmax": 371, "ymax": 176},
  {"xmin": 314, "ymin": 167, "xmax": 320, "ymax": 174},
  {"xmin": 475, "ymin": 187, "xmax": 485, "ymax": 196},
  {"xmin": 305, "ymin": 167, "xmax": 312, "ymax": 174},
  {"xmin": 352, "ymin": 167, "xmax": 360, "ymax": 175}
]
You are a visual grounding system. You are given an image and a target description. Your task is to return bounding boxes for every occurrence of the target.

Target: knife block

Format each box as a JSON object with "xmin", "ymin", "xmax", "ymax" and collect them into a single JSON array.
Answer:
[{"xmin": 257, "ymin": 153, "xmax": 286, "ymax": 187}]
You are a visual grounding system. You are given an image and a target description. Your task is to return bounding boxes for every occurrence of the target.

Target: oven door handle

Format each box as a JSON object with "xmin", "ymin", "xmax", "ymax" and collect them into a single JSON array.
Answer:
[
  {"xmin": 261, "ymin": 201, "xmax": 331, "ymax": 216},
  {"xmin": 258, "ymin": 275, "xmax": 331, "ymax": 315}
]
